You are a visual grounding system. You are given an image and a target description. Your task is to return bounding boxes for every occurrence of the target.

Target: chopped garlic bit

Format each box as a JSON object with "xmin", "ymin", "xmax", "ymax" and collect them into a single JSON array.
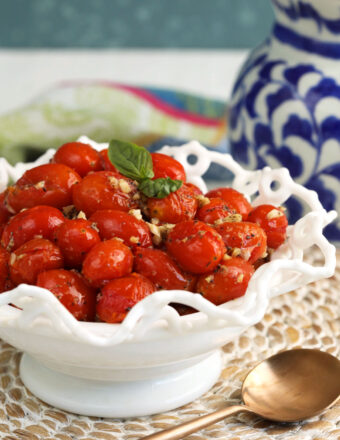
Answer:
[
  {"xmin": 130, "ymin": 236, "xmax": 139, "ymax": 244},
  {"xmin": 214, "ymin": 214, "xmax": 242, "ymax": 225},
  {"xmin": 132, "ymin": 192, "xmax": 141, "ymax": 200},
  {"xmin": 9, "ymin": 253, "xmax": 16, "ymax": 265},
  {"xmin": 196, "ymin": 194, "xmax": 210, "ymax": 207},
  {"xmin": 113, "ymin": 237, "xmax": 124, "ymax": 242},
  {"xmin": 151, "ymin": 217, "xmax": 160, "ymax": 225},
  {"xmin": 91, "ymin": 222, "xmax": 99, "ymax": 232},
  {"xmin": 159, "ymin": 223, "xmax": 175, "ymax": 235},
  {"xmin": 237, "ymin": 273, "xmax": 244, "ymax": 283},
  {"xmin": 240, "ymin": 248, "xmax": 251, "ymax": 261},
  {"xmin": 223, "ymin": 254, "xmax": 232, "ymax": 261},
  {"xmin": 147, "ymin": 222, "xmax": 161, "ymax": 238},
  {"xmin": 77, "ymin": 211, "xmax": 87, "ymax": 220},
  {"xmin": 147, "ymin": 222, "xmax": 175, "ymax": 245},
  {"xmin": 231, "ymin": 247, "xmax": 241, "ymax": 257},
  {"xmin": 129, "ymin": 209, "xmax": 143, "ymax": 220},
  {"xmin": 205, "ymin": 275, "xmax": 214, "ymax": 283},
  {"xmin": 34, "ymin": 181, "xmax": 45, "ymax": 189},
  {"xmin": 267, "ymin": 209, "xmax": 284, "ymax": 220},
  {"xmin": 108, "ymin": 176, "xmax": 119, "ymax": 188},
  {"xmin": 118, "ymin": 179, "xmax": 131, "ymax": 193}
]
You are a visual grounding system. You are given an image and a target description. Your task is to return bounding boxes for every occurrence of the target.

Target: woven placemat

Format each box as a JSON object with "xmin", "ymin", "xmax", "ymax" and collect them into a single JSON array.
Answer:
[{"xmin": 0, "ymin": 250, "xmax": 339, "ymax": 440}]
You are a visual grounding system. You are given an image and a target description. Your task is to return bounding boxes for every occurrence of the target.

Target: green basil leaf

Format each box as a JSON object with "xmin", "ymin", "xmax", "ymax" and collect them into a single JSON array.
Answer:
[
  {"xmin": 108, "ymin": 139, "xmax": 154, "ymax": 181},
  {"xmin": 139, "ymin": 178, "xmax": 183, "ymax": 199}
]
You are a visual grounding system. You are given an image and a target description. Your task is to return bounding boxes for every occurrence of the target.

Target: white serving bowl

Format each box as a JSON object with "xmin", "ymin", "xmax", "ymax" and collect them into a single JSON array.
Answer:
[{"xmin": 0, "ymin": 137, "xmax": 336, "ymax": 418}]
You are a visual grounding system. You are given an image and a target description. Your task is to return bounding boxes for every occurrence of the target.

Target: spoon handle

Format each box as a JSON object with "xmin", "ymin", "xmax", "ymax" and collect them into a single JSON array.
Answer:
[{"xmin": 142, "ymin": 405, "xmax": 247, "ymax": 440}]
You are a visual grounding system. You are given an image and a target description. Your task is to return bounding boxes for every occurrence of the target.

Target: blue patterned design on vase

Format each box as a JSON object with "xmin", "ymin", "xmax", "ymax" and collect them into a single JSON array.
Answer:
[
  {"xmin": 229, "ymin": 0, "xmax": 340, "ymax": 244},
  {"xmin": 272, "ymin": 0, "xmax": 340, "ymax": 34}
]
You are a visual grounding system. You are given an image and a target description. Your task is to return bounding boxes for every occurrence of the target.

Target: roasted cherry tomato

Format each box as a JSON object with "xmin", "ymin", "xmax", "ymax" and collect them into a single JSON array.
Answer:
[
  {"xmin": 1, "ymin": 205, "xmax": 65, "ymax": 251},
  {"xmin": 196, "ymin": 197, "xmax": 237, "ymax": 224},
  {"xmin": 0, "ymin": 247, "xmax": 12, "ymax": 293},
  {"xmin": 205, "ymin": 188, "xmax": 251, "ymax": 220},
  {"xmin": 247, "ymin": 204, "xmax": 288, "ymax": 249},
  {"xmin": 185, "ymin": 182, "xmax": 203, "ymax": 196},
  {"xmin": 96, "ymin": 273, "xmax": 155, "ymax": 323},
  {"xmin": 72, "ymin": 171, "xmax": 139, "ymax": 217},
  {"xmin": 166, "ymin": 220, "xmax": 226, "ymax": 274},
  {"xmin": 89, "ymin": 210, "xmax": 152, "ymax": 250},
  {"xmin": 134, "ymin": 247, "xmax": 195, "ymax": 290},
  {"xmin": 214, "ymin": 221, "xmax": 267, "ymax": 264},
  {"xmin": 99, "ymin": 148, "xmax": 123, "ymax": 174},
  {"xmin": 52, "ymin": 142, "xmax": 102, "ymax": 177},
  {"xmin": 37, "ymin": 269, "xmax": 96, "ymax": 321},
  {"xmin": 82, "ymin": 239, "xmax": 133, "ymax": 288},
  {"xmin": 0, "ymin": 192, "xmax": 11, "ymax": 226},
  {"xmin": 151, "ymin": 152, "xmax": 186, "ymax": 182},
  {"xmin": 147, "ymin": 183, "xmax": 198, "ymax": 224},
  {"xmin": 54, "ymin": 219, "xmax": 101, "ymax": 267},
  {"xmin": 0, "ymin": 192, "xmax": 12, "ymax": 239},
  {"xmin": 6, "ymin": 164, "xmax": 81, "ymax": 213},
  {"xmin": 196, "ymin": 257, "xmax": 254, "ymax": 304},
  {"xmin": 9, "ymin": 238, "xmax": 64, "ymax": 285}
]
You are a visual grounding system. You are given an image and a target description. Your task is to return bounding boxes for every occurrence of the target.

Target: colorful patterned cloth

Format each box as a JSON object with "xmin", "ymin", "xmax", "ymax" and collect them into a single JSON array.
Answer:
[{"xmin": 0, "ymin": 81, "xmax": 229, "ymax": 180}]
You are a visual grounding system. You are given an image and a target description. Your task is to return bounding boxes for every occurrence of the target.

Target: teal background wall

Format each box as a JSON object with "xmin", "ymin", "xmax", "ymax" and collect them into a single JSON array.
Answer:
[{"xmin": 0, "ymin": 0, "xmax": 274, "ymax": 48}]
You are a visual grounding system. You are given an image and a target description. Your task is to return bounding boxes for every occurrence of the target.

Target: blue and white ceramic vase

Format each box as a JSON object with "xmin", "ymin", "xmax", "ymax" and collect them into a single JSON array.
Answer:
[{"xmin": 229, "ymin": 0, "xmax": 340, "ymax": 244}]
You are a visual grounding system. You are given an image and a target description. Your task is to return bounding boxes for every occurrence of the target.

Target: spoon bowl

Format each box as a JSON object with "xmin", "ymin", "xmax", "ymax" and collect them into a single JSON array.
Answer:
[
  {"xmin": 143, "ymin": 348, "xmax": 340, "ymax": 440},
  {"xmin": 242, "ymin": 348, "xmax": 340, "ymax": 422}
]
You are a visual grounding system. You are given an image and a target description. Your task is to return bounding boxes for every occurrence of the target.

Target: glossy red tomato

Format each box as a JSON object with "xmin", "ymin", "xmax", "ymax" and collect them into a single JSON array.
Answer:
[
  {"xmin": 54, "ymin": 219, "xmax": 101, "ymax": 267},
  {"xmin": 214, "ymin": 221, "xmax": 267, "ymax": 264},
  {"xmin": 9, "ymin": 238, "xmax": 64, "ymax": 285},
  {"xmin": 196, "ymin": 197, "xmax": 237, "ymax": 224},
  {"xmin": 151, "ymin": 152, "xmax": 186, "ymax": 181},
  {"xmin": 0, "ymin": 192, "xmax": 11, "ymax": 226},
  {"xmin": 247, "ymin": 204, "xmax": 288, "ymax": 249},
  {"xmin": 205, "ymin": 188, "xmax": 251, "ymax": 220},
  {"xmin": 82, "ymin": 239, "xmax": 133, "ymax": 288},
  {"xmin": 166, "ymin": 220, "xmax": 226, "ymax": 274},
  {"xmin": 96, "ymin": 273, "xmax": 155, "ymax": 323},
  {"xmin": 0, "ymin": 247, "xmax": 12, "ymax": 293},
  {"xmin": 6, "ymin": 164, "xmax": 81, "ymax": 213},
  {"xmin": 72, "ymin": 171, "xmax": 139, "ymax": 217},
  {"xmin": 147, "ymin": 183, "xmax": 198, "ymax": 224},
  {"xmin": 52, "ymin": 142, "xmax": 102, "ymax": 177},
  {"xmin": 1, "ymin": 205, "xmax": 65, "ymax": 251},
  {"xmin": 134, "ymin": 247, "xmax": 195, "ymax": 290},
  {"xmin": 196, "ymin": 257, "xmax": 254, "ymax": 305},
  {"xmin": 99, "ymin": 148, "xmax": 123, "ymax": 174},
  {"xmin": 185, "ymin": 182, "xmax": 203, "ymax": 196},
  {"xmin": 89, "ymin": 210, "xmax": 152, "ymax": 250},
  {"xmin": 37, "ymin": 269, "xmax": 96, "ymax": 321}
]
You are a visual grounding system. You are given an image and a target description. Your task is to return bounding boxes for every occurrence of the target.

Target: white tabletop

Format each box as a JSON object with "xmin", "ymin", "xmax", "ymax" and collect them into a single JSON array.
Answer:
[{"xmin": 0, "ymin": 49, "xmax": 248, "ymax": 115}]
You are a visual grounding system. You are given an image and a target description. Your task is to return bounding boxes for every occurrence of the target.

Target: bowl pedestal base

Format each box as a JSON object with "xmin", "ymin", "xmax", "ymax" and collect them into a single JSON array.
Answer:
[{"xmin": 20, "ymin": 350, "xmax": 222, "ymax": 418}]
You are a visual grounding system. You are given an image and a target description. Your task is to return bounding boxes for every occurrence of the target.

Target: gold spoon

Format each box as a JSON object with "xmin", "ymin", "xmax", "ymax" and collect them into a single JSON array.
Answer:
[{"xmin": 142, "ymin": 348, "xmax": 340, "ymax": 440}]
